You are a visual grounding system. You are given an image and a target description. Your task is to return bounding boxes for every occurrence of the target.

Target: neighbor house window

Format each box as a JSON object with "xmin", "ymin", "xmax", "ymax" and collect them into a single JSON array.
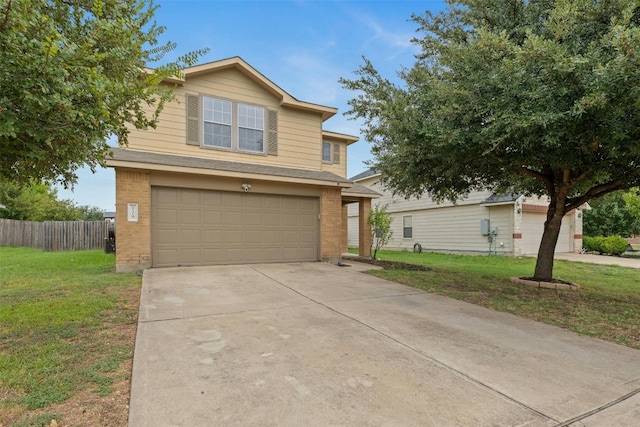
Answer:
[
  {"xmin": 403, "ymin": 215, "xmax": 413, "ymax": 238},
  {"xmin": 201, "ymin": 96, "xmax": 265, "ymax": 153}
]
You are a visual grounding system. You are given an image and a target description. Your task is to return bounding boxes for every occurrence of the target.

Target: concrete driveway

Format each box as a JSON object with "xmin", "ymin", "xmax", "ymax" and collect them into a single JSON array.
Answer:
[{"xmin": 129, "ymin": 262, "xmax": 640, "ymax": 426}]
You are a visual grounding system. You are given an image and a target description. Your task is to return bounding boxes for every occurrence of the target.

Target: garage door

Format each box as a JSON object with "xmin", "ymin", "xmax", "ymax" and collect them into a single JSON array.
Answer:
[
  {"xmin": 520, "ymin": 212, "xmax": 572, "ymax": 254},
  {"xmin": 152, "ymin": 187, "xmax": 319, "ymax": 267}
]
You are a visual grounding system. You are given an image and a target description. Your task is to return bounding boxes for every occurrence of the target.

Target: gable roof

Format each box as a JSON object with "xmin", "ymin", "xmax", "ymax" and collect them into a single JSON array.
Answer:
[
  {"xmin": 350, "ymin": 169, "xmax": 381, "ymax": 182},
  {"xmin": 157, "ymin": 56, "xmax": 337, "ymax": 121}
]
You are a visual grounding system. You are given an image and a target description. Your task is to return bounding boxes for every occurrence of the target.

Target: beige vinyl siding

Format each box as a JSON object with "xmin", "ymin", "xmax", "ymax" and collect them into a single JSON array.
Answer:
[
  {"xmin": 126, "ymin": 69, "xmax": 327, "ymax": 171},
  {"xmin": 149, "ymin": 171, "xmax": 322, "ymax": 198}
]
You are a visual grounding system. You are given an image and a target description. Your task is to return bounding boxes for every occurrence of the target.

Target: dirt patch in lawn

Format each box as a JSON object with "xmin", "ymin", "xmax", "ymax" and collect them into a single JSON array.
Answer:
[
  {"xmin": 4, "ymin": 285, "xmax": 140, "ymax": 427},
  {"xmin": 344, "ymin": 256, "xmax": 432, "ymax": 271}
]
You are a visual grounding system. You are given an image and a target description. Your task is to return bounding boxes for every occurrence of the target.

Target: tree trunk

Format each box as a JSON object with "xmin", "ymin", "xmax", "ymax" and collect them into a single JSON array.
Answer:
[{"xmin": 533, "ymin": 204, "xmax": 565, "ymax": 282}]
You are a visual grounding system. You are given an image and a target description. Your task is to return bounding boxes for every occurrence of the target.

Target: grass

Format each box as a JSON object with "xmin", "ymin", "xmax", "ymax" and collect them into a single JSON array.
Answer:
[
  {"xmin": 0, "ymin": 247, "xmax": 141, "ymax": 426},
  {"xmin": 356, "ymin": 249, "xmax": 640, "ymax": 349},
  {"xmin": 1, "ymin": 246, "xmax": 637, "ymax": 424}
]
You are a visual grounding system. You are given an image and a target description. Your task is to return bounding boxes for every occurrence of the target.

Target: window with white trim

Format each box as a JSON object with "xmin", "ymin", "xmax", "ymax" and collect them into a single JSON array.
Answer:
[
  {"xmin": 403, "ymin": 215, "xmax": 413, "ymax": 238},
  {"xmin": 238, "ymin": 103, "xmax": 264, "ymax": 152},
  {"xmin": 200, "ymin": 95, "xmax": 265, "ymax": 154},
  {"xmin": 203, "ymin": 98, "xmax": 232, "ymax": 149}
]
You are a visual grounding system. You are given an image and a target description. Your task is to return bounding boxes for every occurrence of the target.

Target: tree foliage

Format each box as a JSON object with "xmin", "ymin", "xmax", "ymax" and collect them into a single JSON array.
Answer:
[
  {"xmin": 341, "ymin": 0, "xmax": 640, "ymax": 281},
  {"xmin": 0, "ymin": 180, "xmax": 103, "ymax": 221},
  {"xmin": 584, "ymin": 189, "xmax": 640, "ymax": 237},
  {"xmin": 368, "ymin": 204, "xmax": 393, "ymax": 261},
  {"xmin": 0, "ymin": 0, "xmax": 207, "ymax": 187}
]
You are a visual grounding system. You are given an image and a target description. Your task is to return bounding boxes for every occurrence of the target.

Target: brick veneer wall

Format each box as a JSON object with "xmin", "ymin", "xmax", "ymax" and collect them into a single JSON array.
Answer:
[
  {"xmin": 358, "ymin": 198, "xmax": 372, "ymax": 258},
  {"xmin": 321, "ymin": 187, "xmax": 342, "ymax": 263},
  {"xmin": 115, "ymin": 168, "xmax": 151, "ymax": 273}
]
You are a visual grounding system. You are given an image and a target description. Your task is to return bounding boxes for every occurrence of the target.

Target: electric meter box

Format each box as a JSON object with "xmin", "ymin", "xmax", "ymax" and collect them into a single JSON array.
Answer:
[{"xmin": 480, "ymin": 219, "xmax": 490, "ymax": 236}]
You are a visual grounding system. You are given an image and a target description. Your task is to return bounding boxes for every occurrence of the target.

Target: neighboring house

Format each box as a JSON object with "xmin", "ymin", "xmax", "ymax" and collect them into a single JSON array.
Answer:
[
  {"xmin": 347, "ymin": 170, "xmax": 584, "ymax": 256},
  {"xmin": 106, "ymin": 57, "xmax": 376, "ymax": 272},
  {"xmin": 103, "ymin": 212, "xmax": 116, "ymax": 223}
]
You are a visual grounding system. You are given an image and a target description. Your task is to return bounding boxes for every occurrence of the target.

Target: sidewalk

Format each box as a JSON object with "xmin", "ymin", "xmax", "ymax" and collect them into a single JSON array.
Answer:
[{"xmin": 551, "ymin": 252, "xmax": 640, "ymax": 269}]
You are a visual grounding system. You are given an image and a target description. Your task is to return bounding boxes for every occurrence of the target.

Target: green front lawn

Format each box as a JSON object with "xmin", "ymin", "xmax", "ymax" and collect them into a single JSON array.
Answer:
[
  {"xmin": 0, "ymin": 247, "xmax": 141, "ymax": 426},
  {"xmin": 356, "ymin": 250, "xmax": 640, "ymax": 349},
  {"xmin": 1, "ymin": 246, "xmax": 638, "ymax": 425}
]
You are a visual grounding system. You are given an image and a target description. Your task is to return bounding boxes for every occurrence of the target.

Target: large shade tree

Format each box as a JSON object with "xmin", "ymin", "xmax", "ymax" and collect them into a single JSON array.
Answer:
[
  {"xmin": 0, "ymin": 0, "xmax": 207, "ymax": 187},
  {"xmin": 341, "ymin": 0, "xmax": 640, "ymax": 281}
]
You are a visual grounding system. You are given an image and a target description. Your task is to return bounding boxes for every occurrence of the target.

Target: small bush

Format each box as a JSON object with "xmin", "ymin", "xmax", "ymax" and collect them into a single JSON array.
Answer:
[
  {"xmin": 582, "ymin": 236, "xmax": 604, "ymax": 254},
  {"xmin": 583, "ymin": 235, "xmax": 628, "ymax": 256},
  {"xmin": 601, "ymin": 236, "xmax": 629, "ymax": 256}
]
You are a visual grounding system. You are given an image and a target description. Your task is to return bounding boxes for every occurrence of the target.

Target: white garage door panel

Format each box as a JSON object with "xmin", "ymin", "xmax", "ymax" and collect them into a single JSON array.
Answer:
[
  {"xmin": 521, "ymin": 212, "xmax": 572, "ymax": 254},
  {"xmin": 152, "ymin": 187, "xmax": 319, "ymax": 267}
]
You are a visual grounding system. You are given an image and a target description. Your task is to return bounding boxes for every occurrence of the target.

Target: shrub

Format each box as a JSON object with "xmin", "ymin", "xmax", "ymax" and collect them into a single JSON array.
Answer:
[
  {"xmin": 601, "ymin": 236, "xmax": 629, "ymax": 256},
  {"xmin": 583, "ymin": 235, "xmax": 628, "ymax": 256},
  {"xmin": 368, "ymin": 204, "xmax": 393, "ymax": 261},
  {"xmin": 582, "ymin": 236, "xmax": 604, "ymax": 254}
]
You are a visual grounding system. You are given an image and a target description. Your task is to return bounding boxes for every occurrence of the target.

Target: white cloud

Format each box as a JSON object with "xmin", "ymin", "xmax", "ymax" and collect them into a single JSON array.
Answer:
[{"xmin": 280, "ymin": 53, "xmax": 343, "ymax": 105}]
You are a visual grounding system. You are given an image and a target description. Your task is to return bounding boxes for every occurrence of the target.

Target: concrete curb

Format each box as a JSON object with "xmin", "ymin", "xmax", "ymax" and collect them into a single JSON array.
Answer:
[{"xmin": 510, "ymin": 277, "xmax": 580, "ymax": 291}]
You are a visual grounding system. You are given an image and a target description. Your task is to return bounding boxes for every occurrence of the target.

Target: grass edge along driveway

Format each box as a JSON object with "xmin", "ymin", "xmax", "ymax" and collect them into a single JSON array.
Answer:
[
  {"xmin": 362, "ymin": 250, "xmax": 640, "ymax": 350},
  {"xmin": 1, "ymin": 247, "xmax": 638, "ymax": 426},
  {"xmin": 0, "ymin": 247, "xmax": 141, "ymax": 427}
]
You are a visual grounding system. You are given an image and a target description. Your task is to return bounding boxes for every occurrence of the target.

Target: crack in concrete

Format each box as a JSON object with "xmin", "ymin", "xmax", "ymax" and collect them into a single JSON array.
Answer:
[
  {"xmin": 251, "ymin": 265, "xmax": 558, "ymax": 424},
  {"xmin": 553, "ymin": 387, "xmax": 640, "ymax": 427}
]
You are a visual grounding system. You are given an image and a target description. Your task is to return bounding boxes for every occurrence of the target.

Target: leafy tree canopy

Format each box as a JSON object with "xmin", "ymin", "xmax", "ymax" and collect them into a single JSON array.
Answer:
[
  {"xmin": 0, "ymin": 0, "xmax": 207, "ymax": 187},
  {"xmin": 584, "ymin": 188, "xmax": 640, "ymax": 237},
  {"xmin": 0, "ymin": 180, "xmax": 103, "ymax": 221},
  {"xmin": 341, "ymin": 0, "xmax": 640, "ymax": 281}
]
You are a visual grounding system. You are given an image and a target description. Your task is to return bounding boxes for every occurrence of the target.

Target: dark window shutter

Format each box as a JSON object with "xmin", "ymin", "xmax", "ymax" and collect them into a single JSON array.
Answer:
[
  {"xmin": 186, "ymin": 94, "xmax": 200, "ymax": 146},
  {"xmin": 333, "ymin": 143, "xmax": 340, "ymax": 164},
  {"xmin": 267, "ymin": 109, "xmax": 278, "ymax": 155}
]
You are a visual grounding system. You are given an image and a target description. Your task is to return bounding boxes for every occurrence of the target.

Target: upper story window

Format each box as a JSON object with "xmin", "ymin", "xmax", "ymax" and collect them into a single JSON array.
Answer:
[
  {"xmin": 192, "ymin": 94, "xmax": 271, "ymax": 154},
  {"xmin": 238, "ymin": 104, "xmax": 264, "ymax": 152},
  {"xmin": 203, "ymin": 98, "xmax": 232, "ymax": 149},
  {"xmin": 322, "ymin": 141, "xmax": 340, "ymax": 164},
  {"xmin": 322, "ymin": 142, "xmax": 331, "ymax": 162}
]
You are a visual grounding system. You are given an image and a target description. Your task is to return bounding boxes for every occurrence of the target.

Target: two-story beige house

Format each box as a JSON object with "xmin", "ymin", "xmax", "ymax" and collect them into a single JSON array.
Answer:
[{"xmin": 107, "ymin": 57, "xmax": 377, "ymax": 272}]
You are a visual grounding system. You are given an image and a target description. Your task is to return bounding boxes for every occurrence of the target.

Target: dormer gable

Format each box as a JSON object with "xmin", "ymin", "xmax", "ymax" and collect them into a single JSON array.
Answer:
[{"xmin": 161, "ymin": 56, "xmax": 337, "ymax": 121}]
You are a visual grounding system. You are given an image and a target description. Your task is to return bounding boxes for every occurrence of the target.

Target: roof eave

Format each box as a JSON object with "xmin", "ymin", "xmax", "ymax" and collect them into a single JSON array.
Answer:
[
  {"xmin": 106, "ymin": 158, "xmax": 353, "ymax": 188},
  {"xmin": 322, "ymin": 130, "xmax": 359, "ymax": 145}
]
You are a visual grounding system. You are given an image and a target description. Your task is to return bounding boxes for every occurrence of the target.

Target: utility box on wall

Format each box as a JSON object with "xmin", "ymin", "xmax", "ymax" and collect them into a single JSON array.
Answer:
[{"xmin": 480, "ymin": 219, "xmax": 490, "ymax": 236}]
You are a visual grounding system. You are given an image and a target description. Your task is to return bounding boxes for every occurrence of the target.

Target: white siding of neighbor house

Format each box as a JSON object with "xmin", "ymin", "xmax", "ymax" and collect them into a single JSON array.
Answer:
[
  {"xmin": 352, "ymin": 176, "xmax": 494, "ymax": 214},
  {"xmin": 348, "ymin": 202, "xmax": 515, "ymax": 255},
  {"xmin": 347, "ymin": 178, "xmax": 583, "ymax": 255}
]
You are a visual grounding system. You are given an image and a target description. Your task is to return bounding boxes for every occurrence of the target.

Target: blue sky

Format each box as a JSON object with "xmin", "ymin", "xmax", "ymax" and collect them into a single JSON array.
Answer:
[{"xmin": 57, "ymin": 0, "xmax": 446, "ymax": 210}]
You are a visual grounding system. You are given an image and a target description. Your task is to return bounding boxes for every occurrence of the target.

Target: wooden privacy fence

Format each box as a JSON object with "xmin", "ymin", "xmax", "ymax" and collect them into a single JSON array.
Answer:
[{"xmin": 0, "ymin": 219, "xmax": 109, "ymax": 251}]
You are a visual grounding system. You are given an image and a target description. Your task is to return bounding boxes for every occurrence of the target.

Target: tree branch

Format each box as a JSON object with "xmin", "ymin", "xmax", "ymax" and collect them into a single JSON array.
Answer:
[
  {"xmin": 565, "ymin": 179, "xmax": 624, "ymax": 212},
  {"xmin": 1, "ymin": 0, "xmax": 12, "ymax": 33}
]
